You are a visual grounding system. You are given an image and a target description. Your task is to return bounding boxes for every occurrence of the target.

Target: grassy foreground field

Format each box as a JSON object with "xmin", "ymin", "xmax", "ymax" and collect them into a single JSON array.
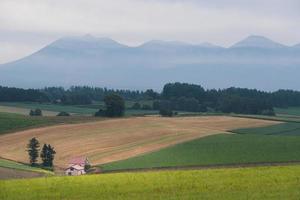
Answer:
[
  {"xmin": 0, "ymin": 116, "xmax": 278, "ymax": 168},
  {"xmin": 1, "ymin": 165, "xmax": 300, "ymax": 200}
]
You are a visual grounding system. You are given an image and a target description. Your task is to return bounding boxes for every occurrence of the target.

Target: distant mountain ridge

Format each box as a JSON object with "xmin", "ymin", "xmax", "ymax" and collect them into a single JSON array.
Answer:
[
  {"xmin": 231, "ymin": 35, "xmax": 287, "ymax": 48},
  {"xmin": 0, "ymin": 35, "xmax": 299, "ymax": 90}
]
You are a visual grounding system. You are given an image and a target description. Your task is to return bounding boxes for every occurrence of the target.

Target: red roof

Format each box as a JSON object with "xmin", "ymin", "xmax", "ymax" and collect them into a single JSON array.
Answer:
[{"xmin": 69, "ymin": 157, "xmax": 87, "ymax": 165}]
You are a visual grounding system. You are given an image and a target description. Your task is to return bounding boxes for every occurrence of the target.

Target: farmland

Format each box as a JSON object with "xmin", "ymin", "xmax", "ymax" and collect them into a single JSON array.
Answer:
[
  {"xmin": 102, "ymin": 133, "xmax": 300, "ymax": 171},
  {"xmin": 0, "ymin": 158, "xmax": 52, "ymax": 179},
  {"xmin": 0, "ymin": 102, "xmax": 98, "ymax": 115},
  {"xmin": 0, "ymin": 112, "xmax": 105, "ymax": 135},
  {"xmin": 0, "ymin": 167, "xmax": 45, "ymax": 180},
  {"xmin": 102, "ymin": 121, "xmax": 300, "ymax": 171},
  {"xmin": 1, "ymin": 165, "xmax": 300, "ymax": 200},
  {"xmin": 275, "ymin": 107, "xmax": 300, "ymax": 116},
  {"xmin": 0, "ymin": 105, "xmax": 57, "ymax": 116},
  {"xmin": 233, "ymin": 122, "xmax": 300, "ymax": 135},
  {"xmin": 0, "ymin": 102, "xmax": 160, "ymax": 116},
  {"xmin": 0, "ymin": 116, "xmax": 278, "ymax": 168}
]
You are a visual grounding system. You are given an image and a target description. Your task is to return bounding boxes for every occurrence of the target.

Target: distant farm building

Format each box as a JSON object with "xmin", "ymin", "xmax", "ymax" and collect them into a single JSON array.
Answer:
[{"xmin": 65, "ymin": 157, "xmax": 90, "ymax": 176}]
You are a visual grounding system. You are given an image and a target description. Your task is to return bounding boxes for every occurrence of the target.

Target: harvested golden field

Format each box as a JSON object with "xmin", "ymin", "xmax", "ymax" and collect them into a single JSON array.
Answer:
[{"xmin": 0, "ymin": 116, "xmax": 280, "ymax": 168}]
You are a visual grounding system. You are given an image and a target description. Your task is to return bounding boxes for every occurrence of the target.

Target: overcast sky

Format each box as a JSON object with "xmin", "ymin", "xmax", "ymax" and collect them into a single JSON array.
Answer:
[{"xmin": 0, "ymin": 0, "xmax": 299, "ymax": 64}]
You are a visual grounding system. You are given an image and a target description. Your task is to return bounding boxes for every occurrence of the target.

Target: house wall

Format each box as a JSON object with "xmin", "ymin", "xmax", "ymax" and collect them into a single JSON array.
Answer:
[{"xmin": 65, "ymin": 168, "xmax": 86, "ymax": 176}]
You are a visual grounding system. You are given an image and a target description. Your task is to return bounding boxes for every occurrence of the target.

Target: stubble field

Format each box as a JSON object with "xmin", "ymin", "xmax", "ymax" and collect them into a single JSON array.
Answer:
[{"xmin": 0, "ymin": 116, "xmax": 279, "ymax": 168}]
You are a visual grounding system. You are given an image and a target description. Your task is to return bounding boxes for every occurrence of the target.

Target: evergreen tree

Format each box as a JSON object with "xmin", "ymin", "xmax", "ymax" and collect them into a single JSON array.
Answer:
[
  {"xmin": 27, "ymin": 138, "xmax": 40, "ymax": 166},
  {"xmin": 40, "ymin": 144, "xmax": 56, "ymax": 167},
  {"xmin": 40, "ymin": 144, "xmax": 48, "ymax": 166},
  {"xmin": 47, "ymin": 144, "xmax": 56, "ymax": 167}
]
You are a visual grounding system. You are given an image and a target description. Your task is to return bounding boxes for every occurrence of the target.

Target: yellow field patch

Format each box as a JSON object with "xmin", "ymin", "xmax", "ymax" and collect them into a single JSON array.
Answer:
[
  {"xmin": 0, "ymin": 116, "xmax": 280, "ymax": 168},
  {"xmin": 0, "ymin": 105, "xmax": 57, "ymax": 116}
]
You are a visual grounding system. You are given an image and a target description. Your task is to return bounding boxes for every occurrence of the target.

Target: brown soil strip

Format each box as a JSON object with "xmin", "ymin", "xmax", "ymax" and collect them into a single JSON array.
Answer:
[{"xmin": 0, "ymin": 167, "xmax": 44, "ymax": 180}]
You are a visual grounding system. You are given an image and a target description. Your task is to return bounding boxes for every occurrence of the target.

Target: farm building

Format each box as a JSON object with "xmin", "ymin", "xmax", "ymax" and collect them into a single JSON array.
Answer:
[{"xmin": 65, "ymin": 157, "xmax": 90, "ymax": 176}]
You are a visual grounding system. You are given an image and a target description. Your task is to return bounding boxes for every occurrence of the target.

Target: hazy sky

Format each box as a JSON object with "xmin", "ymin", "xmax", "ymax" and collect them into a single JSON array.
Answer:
[{"xmin": 0, "ymin": 0, "xmax": 299, "ymax": 64}]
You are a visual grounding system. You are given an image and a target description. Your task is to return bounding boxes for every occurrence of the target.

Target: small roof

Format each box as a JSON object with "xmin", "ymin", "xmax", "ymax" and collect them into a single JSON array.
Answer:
[{"xmin": 69, "ymin": 157, "xmax": 88, "ymax": 165}]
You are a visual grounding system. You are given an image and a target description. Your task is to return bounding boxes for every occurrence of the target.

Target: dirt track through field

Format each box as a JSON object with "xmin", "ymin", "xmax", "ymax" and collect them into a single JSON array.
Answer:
[{"xmin": 0, "ymin": 116, "xmax": 280, "ymax": 168}]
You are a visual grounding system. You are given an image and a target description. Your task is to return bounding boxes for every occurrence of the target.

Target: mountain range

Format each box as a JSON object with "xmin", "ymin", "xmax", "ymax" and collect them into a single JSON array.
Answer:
[{"xmin": 0, "ymin": 35, "xmax": 299, "ymax": 91}]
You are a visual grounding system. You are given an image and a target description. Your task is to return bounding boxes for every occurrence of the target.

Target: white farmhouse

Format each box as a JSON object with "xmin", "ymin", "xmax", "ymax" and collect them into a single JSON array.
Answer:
[{"xmin": 65, "ymin": 157, "xmax": 90, "ymax": 176}]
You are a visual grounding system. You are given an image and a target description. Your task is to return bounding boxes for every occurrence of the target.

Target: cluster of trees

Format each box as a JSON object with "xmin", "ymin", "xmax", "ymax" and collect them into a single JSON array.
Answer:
[
  {"xmin": 0, "ymin": 86, "xmax": 48, "ymax": 102},
  {"xmin": 158, "ymin": 83, "xmax": 276, "ymax": 115},
  {"xmin": 27, "ymin": 137, "xmax": 56, "ymax": 168},
  {"xmin": 29, "ymin": 109, "xmax": 42, "ymax": 116},
  {"xmin": 57, "ymin": 111, "xmax": 70, "ymax": 116},
  {"xmin": 95, "ymin": 94, "xmax": 125, "ymax": 117}
]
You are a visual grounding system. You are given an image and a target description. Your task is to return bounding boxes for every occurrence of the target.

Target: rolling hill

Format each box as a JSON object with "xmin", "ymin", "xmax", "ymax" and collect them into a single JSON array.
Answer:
[
  {"xmin": 0, "ymin": 116, "xmax": 278, "ymax": 168},
  {"xmin": 0, "ymin": 35, "xmax": 299, "ymax": 90}
]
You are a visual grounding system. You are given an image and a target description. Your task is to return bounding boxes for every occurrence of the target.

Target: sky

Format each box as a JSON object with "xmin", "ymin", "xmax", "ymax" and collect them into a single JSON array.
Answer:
[{"xmin": 0, "ymin": 0, "xmax": 299, "ymax": 64}]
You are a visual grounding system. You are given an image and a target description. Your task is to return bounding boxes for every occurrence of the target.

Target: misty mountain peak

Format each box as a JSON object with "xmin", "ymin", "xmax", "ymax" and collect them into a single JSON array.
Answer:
[
  {"xmin": 231, "ymin": 35, "xmax": 286, "ymax": 48},
  {"xmin": 141, "ymin": 40, "xmax": 190, "ymax": 47},
  {"xmin": 198, "ymin": 42, "xmax": 222, "ymax": 48},
  {"xmin": 49, "ymin": 35, "xmax": 126, "ymax": 50}
]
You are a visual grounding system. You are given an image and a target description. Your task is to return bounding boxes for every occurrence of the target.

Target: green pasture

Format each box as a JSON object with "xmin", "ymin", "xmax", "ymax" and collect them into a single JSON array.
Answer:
[
  {"xmin": 102, "ymin": 133, "xmax": 300, "ymax": 171},
  {"xmin": 0, "ymin": 112, "xmax": 104, "ymax": 135},
  {"xmin": 0, "ymin": 159, "xmax": 53, "ymax": 175}
]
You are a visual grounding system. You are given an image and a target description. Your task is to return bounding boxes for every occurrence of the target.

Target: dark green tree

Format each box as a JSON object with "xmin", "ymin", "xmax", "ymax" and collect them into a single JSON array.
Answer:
[
  {"xmin": 35, "ymin": 108, "xmax": 42, "ymax": 116},
  {"xmin": 29, "ymin": 109, "xmax": 42, "ymax": 116},
  {"xmin": 46, "ymin": 144, "xmax": 56, "ymax": 167},
  {"xmin": 40, "ymin": 144, "xmax": 56, "ymax": 167},
  {"xmin": 94, "ymin": 109, "xmax": 105, "ymax": 117},
  {"xmin": 29, "ymin": 110, "xmax": 35, "ymax": 116},
  {"xmin": 104, "ymin": 94, "xmax": 125, "ymax": 117},
  {"xmin": 159, "ymin": 100, "xmax": 173, "ymax": 117},
  {"xmin": 57, "ymin": 111, "xmax": 70, "ymax": 116},
  {"xmin": 40, "ymin": 144, "xmax": 48, "ymax": 166},
  {"xmin": 27, "ymin": 137, "xmax": 40, "ymax": 166},
  {"xmin": 131, "ymin": 102, "xmax": 141, "ymax": 110}
]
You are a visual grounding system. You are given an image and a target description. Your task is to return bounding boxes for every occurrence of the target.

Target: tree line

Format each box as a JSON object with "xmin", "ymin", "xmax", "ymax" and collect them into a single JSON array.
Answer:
[{"xmin": 1, "ymin": 83, "xmax": 300, "ymax": 115}]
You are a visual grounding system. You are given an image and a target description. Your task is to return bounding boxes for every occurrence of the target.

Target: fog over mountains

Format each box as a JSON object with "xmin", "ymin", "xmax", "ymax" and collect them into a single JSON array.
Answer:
[{"xmin": 0, "ymin": 35, "xmax": 299, "ymax": 91}]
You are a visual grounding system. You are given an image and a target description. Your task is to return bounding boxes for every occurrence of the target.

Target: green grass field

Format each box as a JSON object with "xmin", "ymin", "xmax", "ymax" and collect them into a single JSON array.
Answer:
[
  {"xmin": 0, "ymin": 112, "xmax": 56, "ymax": 135},
  {"xmin": 0, "ymin": 159, "xmax": 52, "ymax": 175},
  {"xmin": 102, "ymin": 133, "xmax": 300, "ymax": 171},
  {"xmin": 275, "ymin": 107, "xmax": 300, "ymax": 116},
  {"xmin": 0, "ymin": 102, "xmax": 98, "ymax": 115},
  {"xmin": 232, "ymin": 114, "xmax": 300, "ymax": 123},
  {"xmin": 233, "ymin": 122, "xmax": 300, "ymax": 135},
  {"xmin": 0, "ymin": 112, "xmax": 105, "ymax": 135},
  {"xmin": 1, "ymin": 165, "xmax": 300, "ymax": 200},
  {"xmin": 0, "ymin": 102, "xmax": 159, "ymax": 116}
]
